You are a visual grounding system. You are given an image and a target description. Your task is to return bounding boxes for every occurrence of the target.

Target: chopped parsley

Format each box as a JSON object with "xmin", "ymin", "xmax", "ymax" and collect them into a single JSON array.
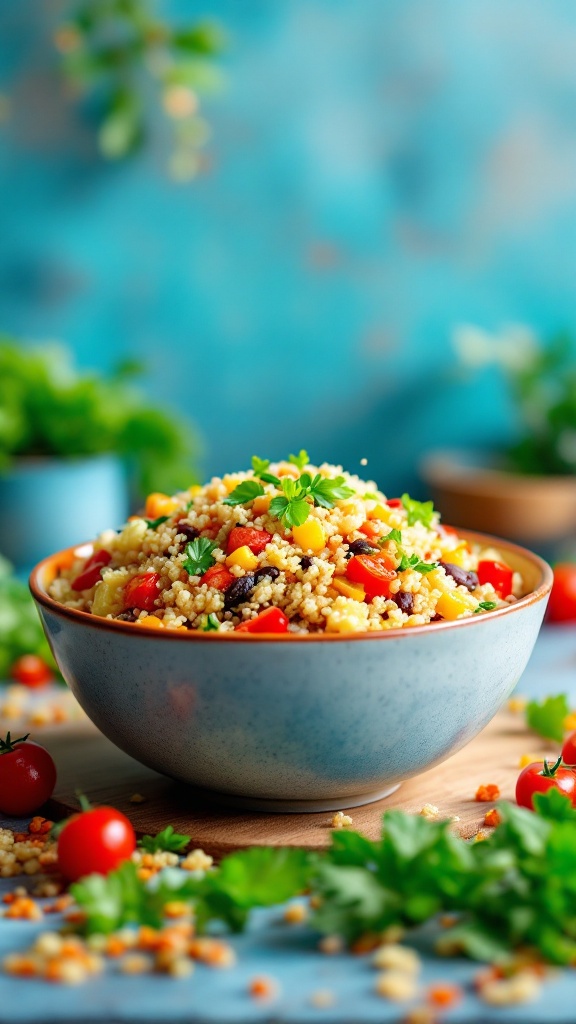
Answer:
[
  {"xmin": 202, "ymin": 613, "xmax": 220, "ymax": 632},
  {"xmin": 379, "ymin": 528, "xmax": 402, "ymax": 545},
  {"xmin": 474, "ymin": 601, "xmax": 497, "ymax": 613},
  {"xmin": 363, "ymin": 491, "xmax": 380, "ymax": 500},
  {"xmin": 270, "ymin": 473, "xmax": 355, "ymax": 529},
  {"xmin": 288, "ymin": 449, "xmax": 309, "ymax": 470},
  {"xmin": 525, "ymin": 693, "xmax": 570, "ymax": 743},
  {"xmin": 145, "ymin": 515, "xmax": 170, "ymax": 530},
  {"xmin": 223, "ymin": 480, "xmax": 265, "ymax": 507},
  {"xmin": 251, "ymin": 456, "xmax": 280, "ymax": 486},
  {"xmin": 401, "ymin": 493, "xmax": 436, "ymax": 529},
  {"xmin": 397, "ymin": 552, "xmax": 438, "ymax": 574},
  {"xmin": 139, "ymin": 825, "xmax": 190, "ymax": 854},
  {"xmin": 183, "ymin": 537, "xmax": 218, "ymax": 576}
]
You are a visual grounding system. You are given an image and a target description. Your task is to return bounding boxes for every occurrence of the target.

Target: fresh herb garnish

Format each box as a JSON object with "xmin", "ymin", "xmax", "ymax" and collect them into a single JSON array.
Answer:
[
  {"xmin": 397, "ymin": 553, "xmax": 438, "ymax": 574},
  {"xmin": 525, "ymin": 693, "xmax": 570, "ymax": 743},
  {"xmin": 474, "ymin": 601, "xmax": 497, "ymax": 613},
  {"xmin": 364, "ymin": 492, "xmax": 380, "ymax": 500},
  {"xmin": 401, "ymin": 493, "xmax": 436, "ymax": 529},
  {"xmin": 223, "ymin": 480, "xmax": 265, "ymax": 507},
  {"xmin": 183, "ymin": 537, "xmax": 218, "ymax": 576},
  {"xmin": 379, "ymin": 528, "xmax": 402, "ymax": 545},
  {"xmin": 270, "ymin": 473, "xmax": 355, "ymax": 529},
  {"xmin": 202, "ymin": 613, "xmax": 220, "ymax": 632},
  {"xmin": 288, "ymin": 449, "xmax": 309, "ymax": 470},
  {"xmin": 145, "ymin": 516, "xmax": 170, "ymax": 530},
  {"xmin": 139, "ymin": 825, "xmax": 190, "ymax": 854},
  {"xmin": 251, "ymin": 455, "xmax": 281, "ymax": 486}
]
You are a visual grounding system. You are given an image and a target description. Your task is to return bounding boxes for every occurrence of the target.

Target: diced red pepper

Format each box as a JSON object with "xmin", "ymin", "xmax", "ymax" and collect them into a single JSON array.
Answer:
[
  {"xmin": 235, "ymin": 607, "xmax": 289, "ymax": 633},
  {"xmin": 200, "ymin": 564, "xmax": 235, "ymax": 591},
  {"xmin": 71, "ymin": 550, "xmax": 112, "ymax": 591},
  {"xmin": 386, "ymin": 498, "xmax": 403, "ymax": 508},
  {"xmin": 346, "ymin": 552, "xmax": 397, "ymax": 599},
  {"xmin": 477, "ymin": 560, "xmax": 513, "ymax": 598},
  {"xmin": 124, "ymin": 572, "xmax": 161, "ymax": 611},
  {"xmin": 226, "ymin": 527, "xmax": 272, "ymax": 555},
  {"xmin": 359, "ymin": 520, "xmax": 382, "ymax": 540}
]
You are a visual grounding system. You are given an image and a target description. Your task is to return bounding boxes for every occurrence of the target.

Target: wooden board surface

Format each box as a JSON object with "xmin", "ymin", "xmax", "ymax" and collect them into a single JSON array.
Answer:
[{"xmin": 34, "ymin": 707, "xmax": 552, "ymax": 857}]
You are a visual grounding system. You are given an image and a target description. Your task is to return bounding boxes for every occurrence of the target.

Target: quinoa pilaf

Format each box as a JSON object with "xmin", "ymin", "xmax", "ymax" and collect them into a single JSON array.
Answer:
[{"xmin": 49, "ymin": 453, "xmax": 525, "ymax": 634}]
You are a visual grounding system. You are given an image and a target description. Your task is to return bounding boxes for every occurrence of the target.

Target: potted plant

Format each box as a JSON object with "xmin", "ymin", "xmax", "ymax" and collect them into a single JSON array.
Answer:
[
  {"xmin": 420, "ymin": 326, "xmax": 576, "ymax": 557},
  {"xmin": 0, "ymin": 338, "xmax": 200, "ymax": 570}
]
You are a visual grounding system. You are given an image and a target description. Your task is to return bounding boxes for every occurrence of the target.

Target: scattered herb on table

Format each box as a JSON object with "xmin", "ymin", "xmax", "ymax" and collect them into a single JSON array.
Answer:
[
  {"xmin": 183, "ymin": 538, "xmax": 217, "ymax": 576},
  {"xmin": 139, "ymin": 825, "xmax": 190, "ymax": 854},
  {"xmin": 525, "ymin": 693, "xmax": 570, "ymax": 743}
]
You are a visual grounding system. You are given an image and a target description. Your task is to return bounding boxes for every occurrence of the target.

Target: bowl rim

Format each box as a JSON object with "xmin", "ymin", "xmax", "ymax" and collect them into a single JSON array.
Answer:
[{"xmin": 30, "ymin": 530, "xmax": 553, "ymax": 644}]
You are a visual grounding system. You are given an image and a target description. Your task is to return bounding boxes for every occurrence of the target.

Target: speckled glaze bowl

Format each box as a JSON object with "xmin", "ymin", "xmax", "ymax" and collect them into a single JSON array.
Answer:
[{"xmin": 30, "ymin": 532, "xmax": 552, "ymax": 812}]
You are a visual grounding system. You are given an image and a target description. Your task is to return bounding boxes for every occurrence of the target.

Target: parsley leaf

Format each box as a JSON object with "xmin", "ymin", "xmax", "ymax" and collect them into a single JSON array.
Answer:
[
  {"xmin": 525, "ymin": 693, "xmax": 570, "ymax": 743},
  {"xmin": 202, "ymin": 613, "xmax": 220, "ymax": 632},
  {"xmin": 71, "ymin": 861, "xmax": 199, "ymax": 935},
  {"xmin": 364, "ymin": 492, "xmax": 379, "ymax": 500},
  {"xmin": 401, "ymin": 493, "xmax": 436, "ymax": 529},
  {"xmin": 288, "ymin": 449, "xmax": 309, "ymax": 470},
  {"xmin": 269, "ymin": 473, "xmax": 354, "ymax": 528},
  {"xmin": 379, "ymin": 528, "xmax": 402, "ymax": 545},
  {"xmin": 145, "ymin": 515, "xmax": 170, "ymax": 530},
  {"xmin": 308, "ymin": 474, "xmax": 355, "ymax": 508},
  {"xmin": 183, "ymin": 537, "xmax": 218, "ymax": 576},
  {"xmin": 251, "ymin": 456, "xmax": 280, "ymax": 487},
  {"xmin": 269, "ymin": 494, "xmax": 310, "ymax": 528},
  {"xmin": 397, "ymin": 553, "xmax": 438, "ymax": 573},
  {"xmin": 474, "ymin": 601, "xmax": 497, "ymax": 613},
  {"xmin": 139, "ymin": 825, "xmax": 190, "ymax": 854},
  {"xmin": 223, "ymin": 480, "xmax": 265, "ymax": 507}
]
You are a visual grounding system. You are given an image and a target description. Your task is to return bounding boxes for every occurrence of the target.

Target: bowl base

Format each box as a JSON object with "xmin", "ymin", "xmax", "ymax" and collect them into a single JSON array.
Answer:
[{"xmin": 192, "ymin": 782, "xmax": 402, "ymax": 814}]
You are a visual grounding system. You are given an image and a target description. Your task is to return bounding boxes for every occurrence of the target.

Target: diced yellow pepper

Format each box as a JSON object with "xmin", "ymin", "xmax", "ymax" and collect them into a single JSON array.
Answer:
[
  {"xmin": 332, "ymin": 577, "xmax": 366, "ymax": 602},
  {"xmin": 188, "ymin": 485, "xmax": 202, "ymax": 497},
  {"xmin": 226, "ymin": 545, "xmax": 259, "ymax": 571},
  {"xmin": 292, "ymin": 519, "xmax": 326, "ymax": 552},
  {"xmin": 136, "ymin": 615, "xmax": 165, "ymax": 629},
  {"xmin": 436, "ymin": 591, "xmax": 471, "ymax": 621},
  {"xmin": 222, "ymin": 475, "xmax": 242, "ymax": 494},
  {"xmin": 144, "ymin": 493, "xmax": 180, "ymax": 519},
  {"xmin": 252, "ymin": 495, "xmax": 271, "ymax": 516},
  {"xmin": 368, "ymin": 503, "xmax": 393, "ymax": 524},
  {"xmin": 443, "ymin": 543, "xmax": 468, "ymax": 567}
]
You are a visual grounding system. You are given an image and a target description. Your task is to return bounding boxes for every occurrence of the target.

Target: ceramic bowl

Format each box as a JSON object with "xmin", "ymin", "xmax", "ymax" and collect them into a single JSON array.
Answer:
[{"xmin": 30, "ymin": 533, "xmax": 552, "ymax": 813}]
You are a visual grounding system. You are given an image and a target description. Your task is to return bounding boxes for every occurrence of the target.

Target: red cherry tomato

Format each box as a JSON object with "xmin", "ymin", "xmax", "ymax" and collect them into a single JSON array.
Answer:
[
  {"xmin": 386, "ymin": 498, "xmax": 403, "ymax": 508},
  {"xmin": 71, "ymin": 550, "xmax": 112, "ymax": 591},
  {"xmin": 235, "ymin": 607, "xmax": 289, "ymax": 633},
  {"xmin": 200, "ymin": 564, "xmax": 235, "ymax": 590},
  {"xmin": 57, "ymin": 806, "xmax": 136, "ymax": 881},
  {"xmin": 477, "ymin": 560, "xmax": 513, "ymax": 599},
  {"xmin": 123, "ymin": 572, "xmax": 161, "ymax": 611},
  {"xmin": 0, "ymin": 732, "xmax": 57, "ymax": 815},
  {"xmin": 562, "ymin": 731, "xmax": 576, "ymax": 766},
  {"xmin": 547, "ymin": 564, "xmax": 576, "ymax": 623},
  {"xmin": 515, "ymin": 757, "xmax": 576, "ymax": 810},
  {"xmin": 10, "ymin": 654, "xmax": 53, "ymax": 688},
  {"xmin": 346, "ymin": 552, "xmax": 397, "ymax": 599},
  {"xmin": 226, "ymin": 527, "xmax": 272, "ymax": 555}
]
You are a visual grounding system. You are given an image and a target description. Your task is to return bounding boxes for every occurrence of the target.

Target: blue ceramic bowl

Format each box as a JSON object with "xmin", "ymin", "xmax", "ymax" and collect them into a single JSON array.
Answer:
[{"xmin": 30, "ymin": 532, "xmax": 552, "ymax": 812}]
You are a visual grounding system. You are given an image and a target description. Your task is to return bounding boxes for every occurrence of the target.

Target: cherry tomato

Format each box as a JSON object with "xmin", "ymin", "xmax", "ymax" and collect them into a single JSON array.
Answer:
[
  {"xmin": 200, "ymin": 564, "xmax": 235, "ymax": 590},
  {"xmin": 547, "ymin": 564, "xmax": 576, "ymax": 623},
  {"xmin": 346, "ymin": 552, "xmax": 397, "ymax": 599},
  {"xmin": 477, "ymin": 560, "xmax": 513, "ymax": 599},
  {"xmin": 235, "ymin": 607, "xmax": 289, "ymax": 633},
  {"xmin": 227, "ymin": 527, "xmax": 272, "ymax": 555},
  {"xmin": 57, "ymin": 806, "xmax": 136, "ymax": 881},
  {"xmin": 0, "ymin": 732, "xmax": 57, "ymax": 816},
  {"xmin": 71, "ymin": 550, "xmax": 112, "ymax": 591},
  {"xmin": 562, "ymin": 731, "xmax": 576, "ymax": 766},
  {"xmin": 515, "ymin": 756, "xmax": 576, "ymax": 810},
  {"xmin": 386, "ymin": 498, "xmax": 403, "ymax": 508},
  {"xmin": 10, "ymin": 654, "xmax": 53, "ymax": 688},
  {"xmin": 123, "ymin": 572, "xmax": 161, "ymax": 611}
]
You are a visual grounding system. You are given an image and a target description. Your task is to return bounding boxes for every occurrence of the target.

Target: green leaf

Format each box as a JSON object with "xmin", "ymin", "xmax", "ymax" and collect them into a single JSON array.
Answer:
[
  {"xmin": 397, "ymin": 553, "xmax": 438, "ymax": 574},
  {"xmin": 379, "ymin": 528, "xmax": 402, "ymax": 545},
  {"xmin": 474, "ymin": 601, "xmax": 497, "ymax": 613},
  {"xmin": 183, "ymin": 537, "xmax": 217, "ymax": 576},
  {"xmin": 401, "ymin": 493, "xmax": 436, "ymax": 529},
  {"xmin": 309, "ymin": 475, "xmax": 355, "ymax": 509},
  {"xmin": 533, "ymin": 788, "xmax": 576, "ymax": 822},
  {"xmin": 251, "ymin": 455, "xmax": 270, "ymax": 475},
  {"xmin": 288, "ymin": 449, "xmax": 309, "ymax": 470},
  {"xmin": 223, "ymin": 480, "xmax": 265, "ymax": 507},
  {"xmin": 139, "ymin": 825, "xmax": 190, "ymax": 854},
  {"xmin": 526, "ymin": 693, "xmax": 570, "ymax": 742},
  {"xmin": 145, "ymin": 515, "xmax": 170, "ymax": 530},
  {"xmin": 269, "ymin": 494, "xmax": 310, "ymax": 528},
  {"xmin": 201, "ymin": 612, "xmax": 220, "ymax": 632}
]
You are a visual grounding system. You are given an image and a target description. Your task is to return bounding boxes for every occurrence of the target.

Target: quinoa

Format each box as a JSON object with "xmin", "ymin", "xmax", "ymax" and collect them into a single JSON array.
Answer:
[{"xmin": 49, "ymin": 457, "xmax": 525, "ymax": 635}]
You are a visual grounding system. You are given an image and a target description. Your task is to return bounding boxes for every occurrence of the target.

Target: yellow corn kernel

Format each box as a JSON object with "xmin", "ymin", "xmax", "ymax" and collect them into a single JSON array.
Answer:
[
  {"xmin": 518, "ymin": 753, "xmax": 540, "ymax": 769},
  {"xmin": 436, "ymin": 591, "xmax": 471, "ymax": 621},
  {"xmin": 144, "ymin": 493, "xmax": 180, "ymax": 519},
  {"xmin": 252, "ymin": 495, "xmax": 271, "ymax": 516},
  {"xmin": 368, "ymin": 503, "xmax": 392, "ymax": 523},
  {"xmin": 332, "ymin": 577, "xmax": 366, "ymax": 602},
  {"xmin": 226, "ymin": 546, "xmax": 259, "ymax": 571},
  {"xmin": 292, "ymin": 520, "xmax": 326, "ymax": 552}
]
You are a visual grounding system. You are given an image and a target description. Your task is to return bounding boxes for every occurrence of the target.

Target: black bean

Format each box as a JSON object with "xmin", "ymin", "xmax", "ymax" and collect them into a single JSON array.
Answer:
[
  {"xmin": 300, "ymin": 556, "xmax": 314, "ymax": 569},
  {"xmin": 393, "ymin": 591, "xmax": 414, "ymax": 615},
  {"xmin": 439, "ymin": 561, "xmax": 478, "ymax": 593},
  {"xmin": 115, "ymin": 610, "xmax": 137, "ymax": 622},
  {"xmin": 254, "ymin": 566, "xmax": 281, "ymax": 583},
  {"xmin": 224, "ymin": 573, "xmax": 256, "ymax": 610},
  {"xmin": 178, "ymin": 524, "xmax": 200, "ymax": 543},
  {"xmin": 347, "ymin": 539, "xmax": 378, "ymax": 556}
]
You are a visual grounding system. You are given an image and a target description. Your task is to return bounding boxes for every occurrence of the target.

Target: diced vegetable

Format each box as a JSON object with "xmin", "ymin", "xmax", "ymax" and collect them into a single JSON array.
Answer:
[
  {"xmin": 226, "ymin": 527, "xmax": 271, "ymax": 555},
  {"xmin": 200, "ymin": 564, "xmax": 235, "ymax": 590},
  {"xmin": 332, "ymin": 577, "xmax": 366, "ymax": 602},
  {"xmin": 359, "ymin": 520, "xmax": 382, "ymax": 540},
  {"xmin": 436, "ymin": 591, "xmax": 471, "ymax": 620},
  {"xmin": 346, "ymin": 552, "xmax": 397, "ymax": 599},
  {"xmin": 226, "ymin": 546, "xmax": 259, "ymax": 571},
  {"xmin": 235, "ymin": 607, "xmax": 289, "ymax": 634},
  {"xmin": 123, "ymin": 572, "xmax": 161, "ymax": 611},
  {"xmin": 144, "ymin": 493, "xmax": 180, "ymax": 519},
  {"xmin": 71, "ymin": 550, "xmax": 112, "ymax": 591},
  {"xmin": 292, "ymin": 520, "xmax": 326, "ymax": 553},
  {"xmin": 477, "ymin": 560, "xmax": 513, "ymax": 598},
  {"xmin": 367, "ymin": 503, "xmax": 393, "ymax": 524}
]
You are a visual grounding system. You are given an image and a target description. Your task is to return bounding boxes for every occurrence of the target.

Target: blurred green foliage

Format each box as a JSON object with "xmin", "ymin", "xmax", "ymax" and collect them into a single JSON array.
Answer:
[
  {"xmin": 57, "ymin": 0, "xmax": 225, "ymax": 177},
  {"xmin": 0, "ymin": 556, "xmax": 59, "ymax": 680},
  {"xmin": 0, "ymin": 339, "xmax": 200, "ymax": 495}
]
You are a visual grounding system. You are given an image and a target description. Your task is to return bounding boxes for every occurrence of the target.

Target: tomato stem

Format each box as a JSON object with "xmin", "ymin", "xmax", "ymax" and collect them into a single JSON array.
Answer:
[
  {"xmin": 540, "ymin": 755, "xmax": 563, "ymax": 778},
  {"xmin": 0, "ymin": 731, "xmax": 30, "ymax": 755}
]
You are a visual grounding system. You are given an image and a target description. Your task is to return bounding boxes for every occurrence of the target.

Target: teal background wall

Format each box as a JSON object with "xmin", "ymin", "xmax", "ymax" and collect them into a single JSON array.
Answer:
[{"xmin": 2, "ymin": 1, "xmax": 576, "ymax": 492}]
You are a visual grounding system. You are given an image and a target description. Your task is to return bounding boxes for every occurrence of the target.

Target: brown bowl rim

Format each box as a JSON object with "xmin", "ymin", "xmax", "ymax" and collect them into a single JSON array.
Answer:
[{"xmin": 30, "ymin": 531, "xmax": 553, "ymax": 644}]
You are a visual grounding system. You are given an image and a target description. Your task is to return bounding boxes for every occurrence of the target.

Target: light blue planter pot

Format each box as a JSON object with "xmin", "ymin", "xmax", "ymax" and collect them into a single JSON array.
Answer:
[{"xmin": 0, "ymin": 455, "xmax": 128, "ymax": 573}]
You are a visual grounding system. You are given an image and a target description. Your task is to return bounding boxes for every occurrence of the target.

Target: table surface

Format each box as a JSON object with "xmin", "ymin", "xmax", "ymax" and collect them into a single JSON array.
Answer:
[{"xmin": 2, "ymin": 625, "xmax": 576, "ymax": 1024}]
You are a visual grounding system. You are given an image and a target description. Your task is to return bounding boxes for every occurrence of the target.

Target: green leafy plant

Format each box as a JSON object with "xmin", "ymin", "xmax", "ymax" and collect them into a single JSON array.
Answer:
[
  {"xmin": 525, "ymin": 693, "xmax": 570, "ymax": 743},
  {"xmin": 182, "ymin": 538, "xmax": 217, "ymax": 577},
  {"xmin": 0, "ymin": 339, "xmax": 200, "ymax": 497},
  {"xmin": 0, "ymin": 556, "xmax": 59, "ymax": 680},
  {"xmin": 55, "ymin": 0, "xmax": 225, "ymax": 178},
  {"xmin": 139, "ymin": 825, "xmax": 189, "ymax": 854}
]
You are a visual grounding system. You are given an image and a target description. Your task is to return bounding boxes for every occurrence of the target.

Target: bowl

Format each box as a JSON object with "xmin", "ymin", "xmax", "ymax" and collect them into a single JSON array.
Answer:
[{"xmin": 30, "ymin": 533, "xmax": 553, "ymax": 813}]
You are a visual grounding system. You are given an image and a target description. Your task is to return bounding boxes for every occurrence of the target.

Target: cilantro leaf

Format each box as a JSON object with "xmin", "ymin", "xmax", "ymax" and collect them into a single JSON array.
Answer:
[
  {"xmin": 379, "ymin": 528, "xmax": 402, "ymax": 545},
  {"xmin": 401, "ymin": 493, "xmax": 436, "ymax": 529},
  {"xmin": 474, "ymin": 601, "xmax": 497, "ymax": 613},
  {"xmin": 526, "ymin": 693, "xmax": 570, "ymax": 743},
  {"xmin": 139, "ymin": 825, "xmax": 190, "ymax": 854},
  {"xmin": 288, "ymin": 449, "xmax": 309, "ymax": 470},
  {"xmin": 183, "ymin": 537, "xmax": 217, "ymax": 576},
  {"xmin": 223, "ymin": 480, "xmax": 265, "ymax": 507},
  {"xmin": 145, "ymin": 515, "xmax": 170, "ymax": 530},
  {"xmin": 202, "ymin": 612, "xmax": 220, "ymax": 632},
  {"xmin": 397, "ymin": 553, "xmax": 438, "ymax": 573},
  {"xmin": 309, "ymin": 474, "xmax": 355, "ymax": 509}
]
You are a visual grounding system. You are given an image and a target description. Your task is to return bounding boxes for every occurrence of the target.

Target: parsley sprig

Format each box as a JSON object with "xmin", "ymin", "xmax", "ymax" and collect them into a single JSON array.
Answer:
[
  {"xmin": 270, "ymin": 473, "xmax": 355, "ymax": 529},
  {"xmin": 379, "ymin": 529, "xmax": 437, "ymax": 574},
  {"xmin": 289, "ymin": 449, "xmax": 309, "ymax": 471},
  {"xmin": 525, "ymin": 693, "xmax": 570, "ymax": 743},
  {"xmin": 139, "ymin": 825, "xmax": 190, "ymax": 854},
  {"xmin": 401, "ymin": 493, "xmax": 436, "ymax": 529},
  {"xmin": 251, "ymin": 456, "xmax": 281, "ymax": 487},
  {"xmin": 474, "ymin": 601, "xmax": 497, "ymax": 614},
  {"xmin": 223, "ymin": 480, "xmax": 265, "ymax": 507},
  {"xmin": 183, "ymin": 537, "xmax": 218, "ymax": 576}
]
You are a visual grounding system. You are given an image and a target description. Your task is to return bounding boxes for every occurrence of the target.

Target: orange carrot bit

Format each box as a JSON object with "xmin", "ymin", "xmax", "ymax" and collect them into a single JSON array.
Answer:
[
  {"xmin": 4, "ymin": 897, "xmax": 43, "ymax": 921},
  {"xmin": 475, "ymin": 783, "xmax": 500, "ymax": 802},
  {"xmin": 2, "ymin": 892, "xmax": 16, "ymax": 905},
  {"xmin": 427, "ymin": 982, "xmax": 463, "ymax": 1007},
  {"xmin": 29, "ymin": 816, "xmax": 53, "ymax": 834},
  {"xmin": 484, "ymin": 808, "xmax": 502, "ymax": 828},
  {"xmin": 105, "ymin": 936, "xmax": 127, "ymax": 958},
  {"xmin": 13, "ymin": 833, "xmax": 29, "ymax": 843},
  {"xmin": 249, "ymin": 975, "xmax": 279, "ymax": 1000}
]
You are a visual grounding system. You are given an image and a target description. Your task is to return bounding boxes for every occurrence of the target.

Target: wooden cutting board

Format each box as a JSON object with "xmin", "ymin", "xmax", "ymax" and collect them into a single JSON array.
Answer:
[{"xmin": 33, "ymin": 707, "xmax": 552, "ymax": 858}]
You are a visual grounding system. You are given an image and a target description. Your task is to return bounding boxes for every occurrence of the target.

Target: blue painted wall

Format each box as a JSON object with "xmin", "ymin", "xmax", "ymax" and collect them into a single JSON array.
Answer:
[{"xmin": 2, "ymin": 1, "xmax": 576, "ymax": 493}]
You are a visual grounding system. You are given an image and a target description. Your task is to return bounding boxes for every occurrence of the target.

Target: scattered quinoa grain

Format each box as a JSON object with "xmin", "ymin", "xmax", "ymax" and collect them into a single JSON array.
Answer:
[
  {"xmin": 479, "ymin": 972, "xmax": 541, "ymax": 1005},
  {"xmin": 375, "ymin": 970, "xmax": 419, "ymax": 1001},
  {"xmin": 419, "ymin": 803, "xmax": 439, "ymax": 820},
  {"xmin": 318, "ymin": 934, "xmax": 344, "ymax": 955},
  {"xmin": 372, "ymin": 944, "xmax": 421, "ymax": 974},
  {"xmin": 119, "ymin": 954, "xmax": 152, "ymax": 975},
  {"xmin": 181, "ymin": 848, "xmax": 213, "ymax": 872},
  {"xmin": 283, "ymin": 901, "xmax": 308, "ymax": 925},
  {"xmin": 331, "ymin": 811, "xmax": 353, "ymax": 829}
]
